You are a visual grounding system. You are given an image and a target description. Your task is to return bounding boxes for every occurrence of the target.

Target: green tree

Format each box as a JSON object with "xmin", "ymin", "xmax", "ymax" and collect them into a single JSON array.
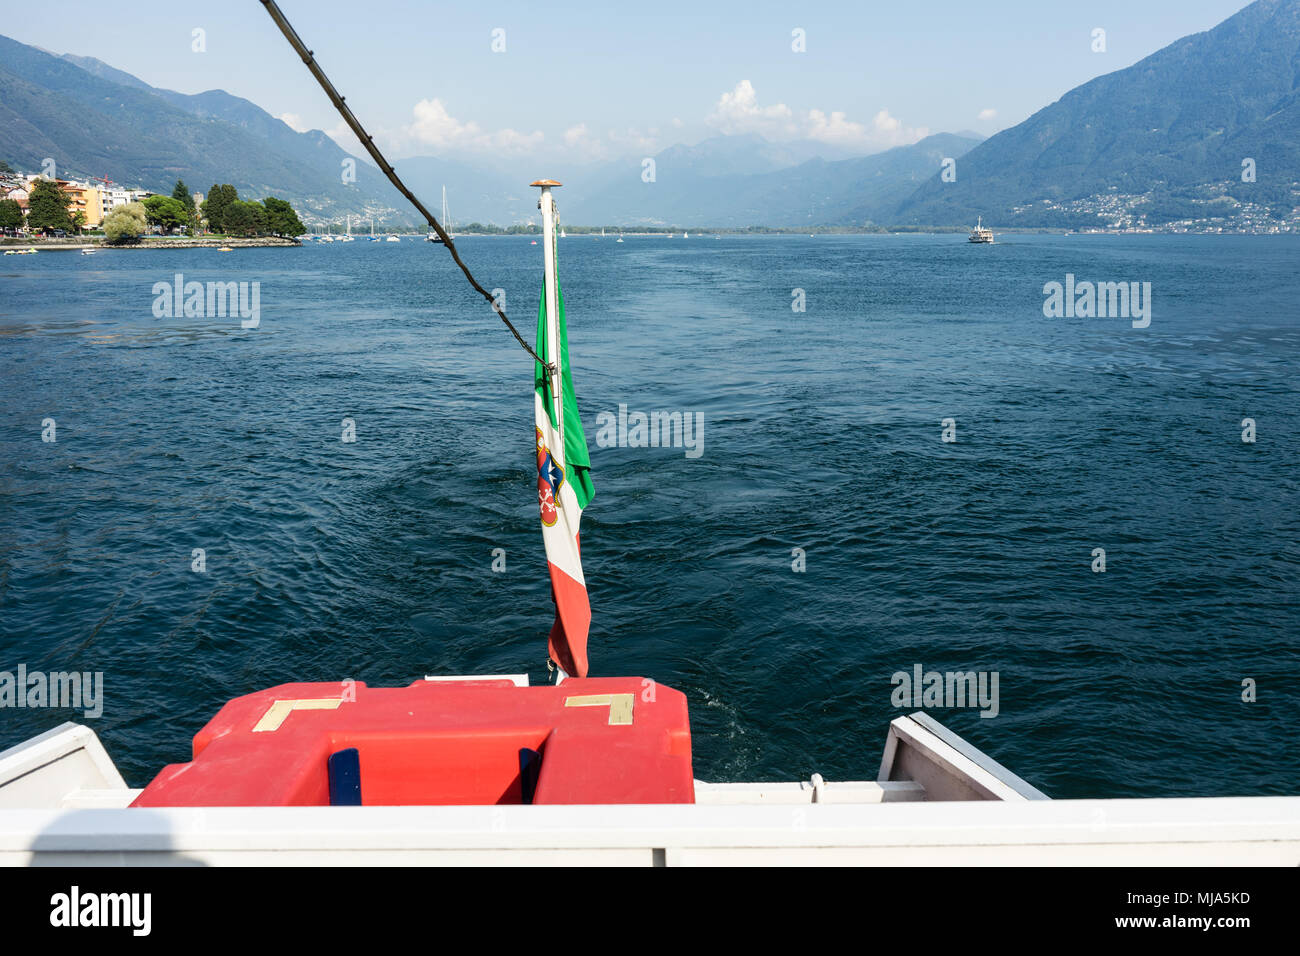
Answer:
[
  {"xmin": 0, "ymin": 160, "xmax": 14, "ymax": 174},
  {"xmin": 262, "ymin": 196, "xmax": 305, "ymax": 236},
  {"xmin": 103, "ymin": 202, "xmax": 147, "ymax": 243},
  {"xmin": 171, "ymin": 180, "xmax": 198, "ymax": 233},
  {"xmin": 0, "ymin": 199, "xmax": 22, "ymax": 230},
  {"xmin": 200, "ymin": 183, "xmax": 238, "ymax": 234},
  {"xmin": 71, "ymin": 210, "xmax": 86, "ymax": 234},
  {"xmin": 26, "ymin": 179, "xmax": 73, "ymax": 233},
  {"xmin": 223, "ymin": 199, "xmax": 267, "ymax": 236},
  {"xmin": 143, "ymin": 195, "xmax": 190, "ymax": 233}
]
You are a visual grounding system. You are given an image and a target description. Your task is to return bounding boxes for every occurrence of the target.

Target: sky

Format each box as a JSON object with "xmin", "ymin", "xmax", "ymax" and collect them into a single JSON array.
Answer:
[{"xmin": 3, "ymin": 0, "xmax": 1253, "ymax": 165}]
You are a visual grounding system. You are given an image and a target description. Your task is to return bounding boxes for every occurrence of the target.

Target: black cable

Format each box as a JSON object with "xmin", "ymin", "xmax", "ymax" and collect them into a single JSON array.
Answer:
[{"xmin": 258, "ymin": 0, "xmax": 553, "ymax": 372}]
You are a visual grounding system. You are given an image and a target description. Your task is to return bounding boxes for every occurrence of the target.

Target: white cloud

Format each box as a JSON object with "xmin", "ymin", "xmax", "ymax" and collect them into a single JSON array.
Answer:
[
  {"xmin": 707, "ymin": 81, "xmax": 926, "ymax": 150},
  {"xmin": 561, "ymin": 122, "xmax": 661, "ymax": 160},
  {"xmin": 277, "ymin": 112, "xmax": 308, "ymax": 133},
  {"xmin": 807, "ymin": 109, "xmax": 867, "ymax": 145},
  {"xmin": 404, "ymin": 98, "xmax": 543, "ymax": 154},
  {"xmin": 978, "ymin": 108, "xmax": 998, "ymax": 121},
  {"xmin": 325, "ymin": 120, "xmax": 368, "ymax": 158},
  {"xmin": 564, "ymin": 123, "xmax": 590, "ymax": 147},
  {"xmin": 708, "ymin": 80, "xmax": 798, "ymax": 138}
]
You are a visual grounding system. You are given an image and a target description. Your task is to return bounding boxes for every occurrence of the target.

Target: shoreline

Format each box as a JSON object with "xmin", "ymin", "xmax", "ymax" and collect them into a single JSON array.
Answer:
[{"xmin": 0, "ymin": 237, "xmax": 301, "ymax": 250}]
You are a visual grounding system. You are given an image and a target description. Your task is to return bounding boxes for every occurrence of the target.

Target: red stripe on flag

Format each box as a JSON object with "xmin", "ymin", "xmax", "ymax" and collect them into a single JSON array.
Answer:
[{"xmin": 547, "ymin": 558, "xmax": 590, "ymax": 677}]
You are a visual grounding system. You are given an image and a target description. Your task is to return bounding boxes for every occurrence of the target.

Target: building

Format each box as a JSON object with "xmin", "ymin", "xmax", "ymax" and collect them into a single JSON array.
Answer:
[
  {"xmin": 99, "ymin": 186, "xmax": 134, "ymax": 220},
  {"xmin": 59, "ymin": 181, "xmax": 103, "ymax": 227},
  {"xmin": 4, "ymin": 184, "xmax": 28, "ymax": 211}
]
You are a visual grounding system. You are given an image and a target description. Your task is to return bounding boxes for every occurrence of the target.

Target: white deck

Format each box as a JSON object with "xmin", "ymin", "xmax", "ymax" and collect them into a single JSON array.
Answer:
[{"xmin": 1, "ymin": 714, "xmax": 1296, "ymax": 865}]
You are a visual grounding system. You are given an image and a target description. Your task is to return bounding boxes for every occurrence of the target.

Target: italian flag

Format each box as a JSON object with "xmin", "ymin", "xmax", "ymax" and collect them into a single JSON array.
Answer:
[{"xmin": 534, "ymin": 278, "xmax": 595, "ymax": 677}]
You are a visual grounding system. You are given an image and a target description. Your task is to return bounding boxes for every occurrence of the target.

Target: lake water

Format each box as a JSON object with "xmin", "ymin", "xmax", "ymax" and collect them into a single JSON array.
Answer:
[{"xmin": 1, "ymin": 233, "xmax": 1297, "ymax": 797}]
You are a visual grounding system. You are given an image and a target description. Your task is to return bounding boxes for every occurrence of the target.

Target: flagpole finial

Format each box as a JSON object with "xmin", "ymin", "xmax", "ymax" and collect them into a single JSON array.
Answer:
[{"xmin": 530, "ymin": 179, "xmax": 562, "ymax": 187}]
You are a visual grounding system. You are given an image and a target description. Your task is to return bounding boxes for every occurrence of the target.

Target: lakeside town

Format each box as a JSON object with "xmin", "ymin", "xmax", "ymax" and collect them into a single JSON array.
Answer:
[{"xmin": 0, "ymin": 162, "xmax": 304, "ymax": 245}]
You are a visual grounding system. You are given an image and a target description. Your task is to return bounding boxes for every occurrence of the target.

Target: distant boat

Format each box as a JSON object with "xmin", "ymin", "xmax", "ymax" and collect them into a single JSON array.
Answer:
[
  {"xmin": 560, "ymin": 228, "xmax": 566, "ymax": 238},
  {"xmin": 386, "ymin": 235, "xmax": 400, "ymax": 242},
  {"xmin": 683, "ymin": 231, "xmax": 688, "ymax": 239},
  {"xmin": 530, "ymin": 240, "xmax": 537, "ymax": 245},
  {"xmin": 616, "ymin": 234, "xmax": 624, "ymax": 243},
  {"xmin": 968, "ymin": 217, "xmax": 994, "ymax": 243},
  {"xmin": 81, "ymin": 248, "xmax": 95, "ymax": 255},
  {"xmin": 218, "ymin": 246, "xmax": 233, "ymax": 252},
  {"xmin": 600, "ymin": 228, "xmax": 606, "ymax": 239}
]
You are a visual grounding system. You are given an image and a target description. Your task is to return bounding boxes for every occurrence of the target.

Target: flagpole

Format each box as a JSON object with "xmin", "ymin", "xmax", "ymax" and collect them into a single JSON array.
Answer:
[{"xmin": 532, "ymin": 180, "xmax": 564, "ymax": 482}]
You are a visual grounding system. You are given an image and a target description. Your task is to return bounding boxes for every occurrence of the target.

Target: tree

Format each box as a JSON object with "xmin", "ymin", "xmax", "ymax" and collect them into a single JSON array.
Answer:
[
  {"xmin": 263, "ymin": 196, "xmax": 304, "ymax": 236},
  {"xmin": 0, "ymin": 160, "xmax": 14, "ymax": 174},
  {"xmin": 103, "ymin": 202, "xmax": 147, "ymax": 243},
  {"xmin": 0, "ymin": 199, "xmax": 22, "ymax": 230},
  {"xmin": 143, "ymin": 195, "xmax": 190, "ymax": 233},
  {"xmin": 26, "ymin": 179, "xmax": 73, "ymax": 233},
  {"xmin": 201, "ymin": 183, "xmax": 238, "ymax": 233},
  {"xmin": 171, "ymin": 180, "xmax": 198, "ymax": 233},
  {"xmin": 223, "ymin": 199, "xmax": 268, "ymax": 237},
  {"xmin": 71, "ymin": 210, "xmax": 86, "ymax": 234}
]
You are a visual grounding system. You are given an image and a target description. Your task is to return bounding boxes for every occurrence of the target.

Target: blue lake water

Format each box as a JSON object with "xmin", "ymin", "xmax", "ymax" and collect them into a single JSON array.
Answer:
[{"xmin": 1, "ymin": 233, "xmax": 1297, "ymax": 797}]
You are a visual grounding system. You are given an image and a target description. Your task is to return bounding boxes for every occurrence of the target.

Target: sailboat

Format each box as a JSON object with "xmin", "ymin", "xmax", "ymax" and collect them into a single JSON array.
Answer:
[
  {"xmin": 683, "ymin": 231, "xmax": 688, "ymax": 239},
  {"xmin": 427, "ymin": 186, "xmax": 453, "ymax": 242},
  {"xmin": 616, "ymin": 233, "xmax": 624, "ymax": 243},
  {"xmin": 560, "ymin": 228, "xmax": 566, "ymax": 238}
]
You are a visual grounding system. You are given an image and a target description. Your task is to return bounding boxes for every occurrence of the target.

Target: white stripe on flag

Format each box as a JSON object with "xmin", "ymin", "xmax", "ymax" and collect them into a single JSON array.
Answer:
[{"xmin": 535, "ymin": 390, "xmax": 585, "ymax": 586}]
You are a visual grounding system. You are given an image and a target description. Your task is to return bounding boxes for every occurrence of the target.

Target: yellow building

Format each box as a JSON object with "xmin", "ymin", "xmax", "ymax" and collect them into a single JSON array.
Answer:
[{"xmin": 59, "ymin": 182, "xmax": 104, "ymax": 228}]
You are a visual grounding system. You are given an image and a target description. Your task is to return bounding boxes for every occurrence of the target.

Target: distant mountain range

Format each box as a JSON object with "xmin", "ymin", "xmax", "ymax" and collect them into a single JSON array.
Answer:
[
  {"xmin": 558, "ymin": 132, "xmax": 982, "ymax": 227},
  {"xmin": 3, "ymin": 0, "xmax": 1298, "ymax": 230},
  {"xmin": 896, "ymin": 0, "xmax": 1300, "ymax": 229}
]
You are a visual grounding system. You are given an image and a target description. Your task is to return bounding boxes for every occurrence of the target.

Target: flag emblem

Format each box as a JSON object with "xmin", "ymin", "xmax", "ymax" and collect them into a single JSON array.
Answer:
[{"xmin": 536, "ymin": 427, "xmax": 564, "ymax": 527}]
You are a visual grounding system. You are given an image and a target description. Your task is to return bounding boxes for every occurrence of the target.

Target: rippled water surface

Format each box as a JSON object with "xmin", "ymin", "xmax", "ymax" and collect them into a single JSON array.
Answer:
[{"xmin": 1, "ymin": 233, "xmax": 1297, "ymax": 796}]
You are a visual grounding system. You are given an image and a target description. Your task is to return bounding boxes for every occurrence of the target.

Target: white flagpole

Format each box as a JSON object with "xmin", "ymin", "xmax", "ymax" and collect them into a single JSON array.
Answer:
[{"xmin": 532, "ymin": 180, "xmax": 564, "ymax": 486}]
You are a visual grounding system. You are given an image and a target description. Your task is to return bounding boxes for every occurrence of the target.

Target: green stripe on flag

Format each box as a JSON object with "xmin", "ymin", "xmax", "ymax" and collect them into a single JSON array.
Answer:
[{"xmin": 535, "ymin": 279, "xmax": 594, "ymax": 510}]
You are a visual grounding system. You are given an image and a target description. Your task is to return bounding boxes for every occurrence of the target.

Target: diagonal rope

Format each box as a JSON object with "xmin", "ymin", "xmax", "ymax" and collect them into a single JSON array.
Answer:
[{"xmin": 258, "ymin": 0, "xmax": 553, "ymax": 372}]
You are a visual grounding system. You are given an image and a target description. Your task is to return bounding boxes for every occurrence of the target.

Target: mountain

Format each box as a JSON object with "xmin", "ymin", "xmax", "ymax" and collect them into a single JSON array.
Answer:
[
  {"xmin": 15, "ymin": 4, "xmax": 1291, "ymax": 231},
  {"xmin": 895, "ymin": 0, "xmax": 1300, "ymax": 227},
  {"xmin": 0, "ymin": 34, "xmax": 402, "ymax": 223},
  {"xmin": 560, "ymin": 132, "xmax": 982, "ymax": 227}
]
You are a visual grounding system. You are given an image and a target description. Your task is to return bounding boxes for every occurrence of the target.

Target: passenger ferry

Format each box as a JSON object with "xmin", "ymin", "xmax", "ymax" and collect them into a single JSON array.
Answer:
[{"xmin": 968, "ymin": 216, "xmax": 994, "ymax": 243}]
